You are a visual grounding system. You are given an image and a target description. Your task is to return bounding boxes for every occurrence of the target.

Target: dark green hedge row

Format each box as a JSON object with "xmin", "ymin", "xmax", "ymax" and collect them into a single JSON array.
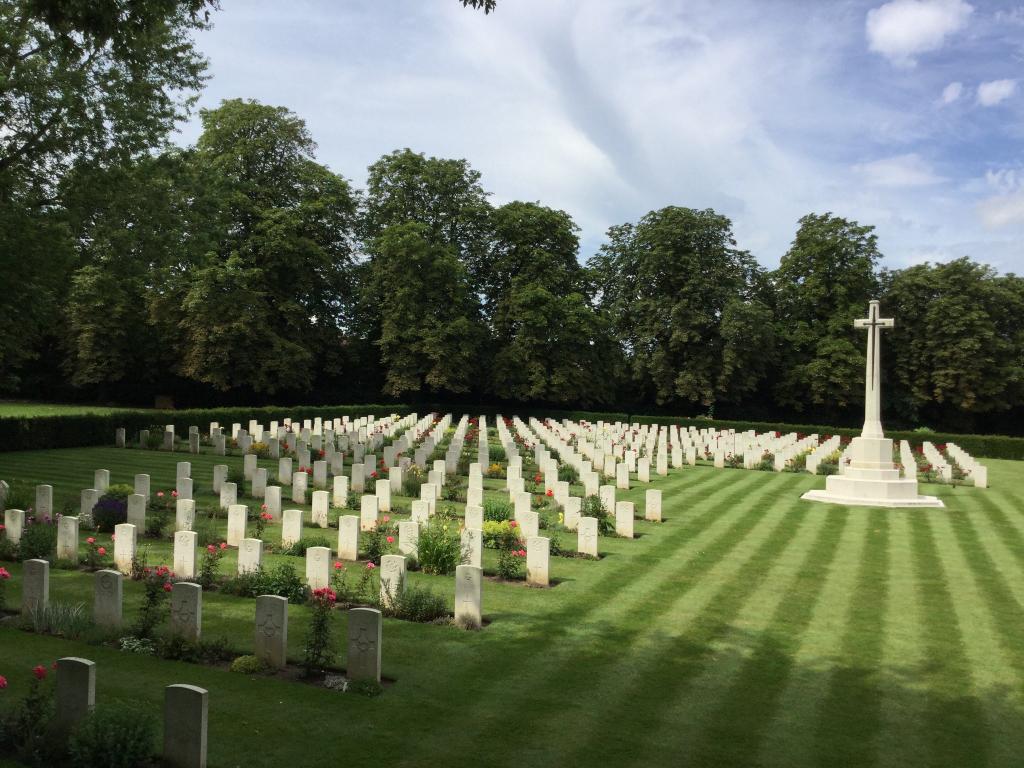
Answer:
[
  {"xmin": 1, "ymin": 403, "xmax": 1020, "ymax": 461},
  {"xmin": 0, "ymin": 404, "xmax": 413, "ymax": 453}
]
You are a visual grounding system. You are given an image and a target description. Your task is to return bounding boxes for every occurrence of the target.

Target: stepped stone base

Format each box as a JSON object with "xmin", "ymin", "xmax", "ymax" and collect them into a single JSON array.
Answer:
[{"xmin": 801, "ymin": 436, "xmax": 945, "ymax": 509}]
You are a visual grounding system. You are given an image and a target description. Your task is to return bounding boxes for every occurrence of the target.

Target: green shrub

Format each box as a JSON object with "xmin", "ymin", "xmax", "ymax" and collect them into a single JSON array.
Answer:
[
  {"xmin": 156, "ymin": 634, "xmax": 231, "ymax": 664},
  {"xmin": 221, "ymin": 563, "xmax": 310, "ymax": 603},
  {"xmin": 23, "ymin": 601, "xmax": 92, "ymax": 639},
  {"xmin": 284, "ymin": 535, "xmax": 333, "ymax": 557},
  {"xmin": 401, "ymin": 466, "xmax": 425, "ymax": 497},
  {"xmin": 304, "ymin": 587, "xmax": 338, "ymax": 675},
  {"xmin": 417, "ymin": 514, "xmax": 464, "ymax": 575},
  {"xmin": 361, "ymin": 519, "xmax": 397, "ymax": 565},
  {"xmin": 1, "ymin": 480, "xmax": 34, "ymax": 511},
  {"xmin": 67, "ymin": 701, "xmax": 156, "ymax": 768},
  {"xmin": 581, "ymin": 494, "xmax": 615, "ymax": 535},
  {"xmin": 0, "ymin": 671, "xmax": 59, "ymax": 767},
  {"xmin": 497, "ymin": 548, "xmax": 526, "ymax": 580},
  {"xmin": 482, "ymin": 520, "xmax": 523, "ymax": 550},
  {"xmin": 230, "ymin": 654, "xmax": 273, "ymax": 675},
  {"xmin": 90, "ymin": 487, "xmax": 132, "ymax": 528},
  {"xmin": 18, "ymin": 519, "xmax": 57, "ymax": 559},
  {"xmin": 483, "ymin": 498, "xmax": 513, "ymax": 522},
  {"xmin": 380, "ymin": 576, "xmax": 448, "ymax": 622},
  {"xmin": 558, "ymin": 464, "xmax": 579, "ymax": 484}
]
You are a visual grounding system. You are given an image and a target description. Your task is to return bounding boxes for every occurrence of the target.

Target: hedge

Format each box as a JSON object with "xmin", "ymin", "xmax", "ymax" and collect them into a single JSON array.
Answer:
[{"xmin": 0, "ymin": 403, "xmax": 1021, "ymax": 461}]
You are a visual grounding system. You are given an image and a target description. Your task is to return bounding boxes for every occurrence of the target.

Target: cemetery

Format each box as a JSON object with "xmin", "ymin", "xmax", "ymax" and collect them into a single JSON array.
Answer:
[
  {"xmin": 3, "ymin": 1, "xmax": 1024, "ymax": 766},
  {"xmin": 1, "ymin": 388, "xmax": 1022, "ymax": 766}
]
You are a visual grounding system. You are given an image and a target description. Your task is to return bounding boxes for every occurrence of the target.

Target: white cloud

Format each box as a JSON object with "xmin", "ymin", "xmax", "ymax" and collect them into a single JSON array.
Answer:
[
  {"xmin": 976, "ymin": 79, "xmax": 1017, "ymax": 106},
  {"xmin": 940, "ymin": 81, "xmax": 963, "ymax": 104},
  {"xmin": 978, "ymin": 192, "xmax": 1024, "ymax": 227},
  {"xmin": 854, "ymin": 154, "xmax": 945, "ymax": 187},
  {"xmin": 866, "ymin": 0, "xmax": 973, "ymax": 66}
]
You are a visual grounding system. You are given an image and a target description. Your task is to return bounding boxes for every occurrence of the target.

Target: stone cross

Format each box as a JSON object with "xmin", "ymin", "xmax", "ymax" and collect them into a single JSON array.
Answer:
[{"xmin": 853, "ymin": 299, "xmax": 895, "ymax": 439}]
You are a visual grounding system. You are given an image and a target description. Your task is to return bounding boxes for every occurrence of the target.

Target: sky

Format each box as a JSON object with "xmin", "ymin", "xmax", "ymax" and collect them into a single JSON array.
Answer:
[{"xmin": 176, "ymin": 0, "xmax": 1024, "ymax": 273}]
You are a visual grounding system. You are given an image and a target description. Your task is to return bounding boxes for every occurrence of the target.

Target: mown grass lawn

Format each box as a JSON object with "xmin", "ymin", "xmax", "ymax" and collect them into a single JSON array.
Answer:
[
  {"xmin": 1, "ymin": 446, "xmax": 1022, "ymax": 768},
  {"xmin": 0, "ymin": 401, "xmax": 145, "ymax": 418}
]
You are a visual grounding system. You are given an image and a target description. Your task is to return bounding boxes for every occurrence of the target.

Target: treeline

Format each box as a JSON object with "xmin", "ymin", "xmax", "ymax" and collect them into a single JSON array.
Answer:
[{"xmin": 1, "ymin": 1, "xmax": 1022, "ymax": 434}]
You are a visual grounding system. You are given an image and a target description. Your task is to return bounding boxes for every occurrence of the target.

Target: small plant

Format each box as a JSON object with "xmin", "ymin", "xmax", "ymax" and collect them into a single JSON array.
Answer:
[
  {"xmin": 24, "ymin": 601, "xmax": 92, "ymax": 638},
  {"xmin": 0, "ymin": 566, "xmax": 9, "ymax": 611},
  {"xmin": 481, "ymin": 519, "xmax": 523, "ymax": 550},
  {"xmin": 497, "ymin": 548, "xmax": 527, "ymax": 581},
  {"xmin": 92, "ymin": 484, "xmax": 134, "ymax": 532},
  {"xmin": 330, "ymin": 561, "xmax": 376, "ymax": 606},
  {"xmin": 198, "ymin": 542, "xmax": 227, "ymax": 589},
  {"xmin": 82, "ymin": 537, "xmax": 110, "ymax": 571},
  {"xmin": 417, "ymin": 513, "xmax": 465, "ymax": 575},
  {"xmin": 378, "ymin": 575, "xmax": 448, "ymax": 622},
  {"xmin": 284, "ymin": 535, "xmax": 333, "ymax": 557},
  {"xmin": 483, "ymin": 498, "xmax": 513, "ymax": 522},
  {"xmin": 401, "ymin": 466, "xmax": 425, "ymax": 497},
  {"xmin": 361, "ymin": 517, "xmax": 397, "ymax": 565},
  {"xmin": 230, "ymin": 654, "xmax": 273, "ymax": 675},
  {"xmin": 557, "ymin": 464, "xmax": 579, "ymax": 484},
  {"xmin": 67, "ymin": 700, "xmax": 156, "ymax": 768},
  {"xmin": 132, "ymin": 567, "xmax": 173, "ymax": 639},
  {"xmin": 1, "ymin": 664, "xmax": 60, "ymax": 766},
  {"xmin": 118, "ymin": 636, "xmax": 155, "ymax": 655},
  {"xmin": 581, "ymin": 495, "xmax": 615, "ymax": 535},
  {"xmin": 303, "ymin": 587, "xmax": 338, "ymax": 675},
  {"xmin": 18, "ymin": 518, "xmax": 57, "ymax": 560},
  {"xmin": 254, "ymin": 507, "xmax": 273, "ymax": 539}
]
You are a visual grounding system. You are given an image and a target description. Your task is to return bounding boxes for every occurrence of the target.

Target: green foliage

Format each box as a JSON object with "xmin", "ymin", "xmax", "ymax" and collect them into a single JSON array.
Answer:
[
  {"xmin": 589, "ymin": 206, "xmax": 763, "ymax": 407},
  {"xmin": 366, "ymin": 221, "xmax": 485, "ymax": 396},
  {"xmin": 0, "ymin": 674, "xmax": 59, "ymax": 767},
  {"xmin": 155, "ymin": 634, "xmax": 231, "ymax": 664},
  {"xmin": 67, "ymin": 701, "xmax": 157, "ymax": 768},
  {"xmin": 284, "ymin": 535, "xmax": 333, "ymax": 557},
  {"xmin": 378, "ymin": 576, "xmax": 449, "ymax": 623},
  {"xmin": 417, "ymin": 515, "xmax": 464, "ymax": 575},
  {"xmin": 303, "ymin": 587, "xmax": 337, "ymax": 675},
  {"xmin": 481, "ymin": 520, "xmax": 523, "ymax": 550},
  {"xmin": 771, "ymin": 213, "xmax": 881, "ymax": 411},
  {"xmin": 18, "ymin": 519, "xmax": 57, "ymax": 559},
  {"xmin": 483, "ymin": 498, "xmax": 513, "ymax": 522},
  {"xmin": 221, "ymin": 562, "xmax": 310, "ymax": 603},
  {"xmin": 496, "ymin": 548, "xmax": 526, "ymax": 580},
  {"xmin": 581, "ymin": 494, "xmax": 615, "ymax": 535},
  {"xmin": 23, "ymin": 601, "xmax": 92, "ymax": 638},
  {"xmin": 230, "ymin": 654, "xmax": 273, "ymax": 675}
]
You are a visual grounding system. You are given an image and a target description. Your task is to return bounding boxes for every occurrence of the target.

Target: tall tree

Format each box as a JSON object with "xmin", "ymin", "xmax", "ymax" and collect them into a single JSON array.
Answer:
[
  {"xmin": 485, "ymin": 201, "xmax": 613, "ymax": 405},
  {"xmin": 882, "ymin": 258, "xmax": 1024, "ymax": 428},
  {"xmin": 0, "ymin": 0, "xmax": 213, "ymax": 194},
  {"xmin": 158, "ymin": 99, "xmax": 361, "ymax": 394},
  {"xmin": 588, "ymin": 206, "xmax": 765, "ymax": 407},
  {"xmin": 770, "ymin": 213, "xmax": 881, "ymax": 413},
  {"xmin": 366, "ymin": 222, "xmax": 484, "ymax": 397},
  {"xmin": 363, "ymin": 148, "xmax": 492, "ymax": 279}
]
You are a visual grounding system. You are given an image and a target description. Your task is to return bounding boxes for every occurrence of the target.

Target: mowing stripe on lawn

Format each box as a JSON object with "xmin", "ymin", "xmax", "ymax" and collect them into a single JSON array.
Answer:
[
  {"xmin": 876, "ymin": 511, "xmax": 928, "ymax": 768},
  {"xmin": 908, "ymin": 512, "xmax": 990, "ymax": 768},
  {"xmin": 678, "ymin": 502, "xmax": 849, "ymax": 766},
  {"xmin": 555, "ymin": 476, "xmax": 810, "ymax": 765},
  {"xmin": 422, "ymin": 471, "xmax": 786, "ymax": 754},
  {"xmin": 812, "ymin": 507, "xmax": 890, "ymax": 768},
  {"xmin": 757, "ymin": 507, "xmax": 871, "ymax": 768}
]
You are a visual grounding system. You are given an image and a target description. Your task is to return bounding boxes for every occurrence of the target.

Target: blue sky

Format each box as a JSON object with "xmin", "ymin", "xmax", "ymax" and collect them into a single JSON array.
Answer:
[{"xmin": 177, "ymin": 0, "xmax": 1024, "ymax": 273}]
